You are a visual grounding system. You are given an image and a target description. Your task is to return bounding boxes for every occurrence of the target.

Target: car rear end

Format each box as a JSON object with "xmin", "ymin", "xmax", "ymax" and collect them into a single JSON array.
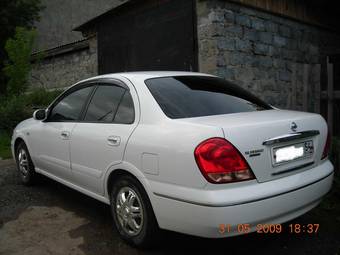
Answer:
[
  {"xmin": 133, "ymin": 73, "xmax": 334, "ymax": 238},
  {"xmin": 151, "ymin": 113, "xmax": 333, "ymax": 238}
]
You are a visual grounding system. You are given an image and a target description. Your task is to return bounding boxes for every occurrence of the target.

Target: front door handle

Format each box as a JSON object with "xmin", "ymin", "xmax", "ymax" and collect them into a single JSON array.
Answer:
[
  {"xmin": 107, "ymin": 136, "xmax": 121, "ymax": 146},
  {"xmin": 60, "ymin": 131, "xmax": 70, "ymax": 140}
]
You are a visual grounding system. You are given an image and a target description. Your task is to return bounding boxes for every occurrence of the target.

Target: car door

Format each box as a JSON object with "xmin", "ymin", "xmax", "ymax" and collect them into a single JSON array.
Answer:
[
  {"xmin": 70, "ymin": 81, "xmax": 137, "ymax": 195},
  {"xmin": 29, "ymin": 85, "xmax": 94, "ymax": 182}
]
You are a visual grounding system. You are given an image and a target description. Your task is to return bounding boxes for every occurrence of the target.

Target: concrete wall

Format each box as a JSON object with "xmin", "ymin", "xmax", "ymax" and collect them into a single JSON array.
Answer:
[
  {"xmin": 196, "ymin": 0, "xmax": 340, "ymax": 110},
  {"xmin": 30, "ymin": 37, "xmax": 97, "ymax": 89}
]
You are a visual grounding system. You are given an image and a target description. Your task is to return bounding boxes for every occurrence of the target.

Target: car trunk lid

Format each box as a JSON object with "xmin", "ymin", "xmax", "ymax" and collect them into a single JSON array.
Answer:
[{"xmin": 177, "ymin": 109, "xmax": 328, "ymax": 182}]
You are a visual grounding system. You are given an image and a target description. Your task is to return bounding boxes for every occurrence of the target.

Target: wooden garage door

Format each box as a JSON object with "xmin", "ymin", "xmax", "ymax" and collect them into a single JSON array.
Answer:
[{"xmin": 97, "ymin": 0, "xmax": 197, "ymax": 74}]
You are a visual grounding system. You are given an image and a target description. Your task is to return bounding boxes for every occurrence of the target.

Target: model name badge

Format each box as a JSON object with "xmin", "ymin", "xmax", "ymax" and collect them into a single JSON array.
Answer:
[{"xmin": 245, "ymin": 149, "xmax": 264, "ymax": 157}]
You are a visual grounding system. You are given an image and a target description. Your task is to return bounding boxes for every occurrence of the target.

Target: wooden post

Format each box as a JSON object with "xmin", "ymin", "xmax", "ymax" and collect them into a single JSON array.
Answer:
[
  {"xmin": 314, "ymin": 64, "xmax": 321, "ymax": 113},
  {"xmin": 302, "ymin": 64, "xmax": 309, "ymax": 111},
  {"xmin": 291, "ymin": 63, "xmax": 297, "ymax": 110},
  {"xmin": 327, "ymin": 56, "xmax": 334, "ymax": 135}
]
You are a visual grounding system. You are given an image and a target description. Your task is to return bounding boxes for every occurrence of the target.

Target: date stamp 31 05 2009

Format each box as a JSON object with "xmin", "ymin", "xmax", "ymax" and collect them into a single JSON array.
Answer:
[{"xmin": 218, "ymin": 223, "xmax": 320, "ymax": 235}]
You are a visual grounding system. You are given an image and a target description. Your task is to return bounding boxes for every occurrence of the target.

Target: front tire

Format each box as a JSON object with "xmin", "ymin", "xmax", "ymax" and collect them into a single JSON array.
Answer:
[
  {"xmin": 110, "ymin": 175, "xmax": 160, "ymax": 248},
  {"xmin": 15, "ymin": 142, "xmax": 37, "ymax": 185}
]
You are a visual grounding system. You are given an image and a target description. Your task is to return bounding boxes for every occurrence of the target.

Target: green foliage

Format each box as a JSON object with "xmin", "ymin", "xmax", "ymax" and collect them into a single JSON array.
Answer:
[
  {"xmin": 0, "ymin": 131, "xmax": 12, "ymax": 159},
  {"xmin": 0, "ymin": 96, "xmax": 31, "ymax": 131},
  {"xmin": 0, "ymin": 87, "xmax": 63, "ymax": 158},
  {"xmin": 3, "ymin": 27, "xmax": 37, "ymax": 96},
  {"xmin": 0, "ymin": 0, "xmax": 42, "ymax": 32},
  {"xmin": 0, "ymin": 0, "xmax": 43, "ymax": 95},
  {"xmin": 0, "ymin": 88, "xmax": 63, "ymax": 131},
  {"xmin": 0, "ymin": 26, "xmax": 56, "ymax": 133},
  {"xmin": 25, "ymin": 88, "xmax": 63, "ymax": 108}
]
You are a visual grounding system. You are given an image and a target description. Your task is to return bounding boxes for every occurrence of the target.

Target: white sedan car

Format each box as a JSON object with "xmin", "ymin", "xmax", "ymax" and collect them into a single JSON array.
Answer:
[{"xmin": 12, "ymin": 72, "xmax": 333, "ymax": 247}]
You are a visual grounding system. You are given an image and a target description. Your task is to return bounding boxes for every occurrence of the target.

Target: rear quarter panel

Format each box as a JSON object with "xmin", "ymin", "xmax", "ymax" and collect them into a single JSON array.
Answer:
[{"xmin": 124, "ymin": 120, "xmax": 223, "ymax": 188}]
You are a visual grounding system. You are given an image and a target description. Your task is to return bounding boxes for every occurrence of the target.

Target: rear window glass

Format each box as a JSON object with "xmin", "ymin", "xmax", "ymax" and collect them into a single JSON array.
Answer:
[{"xmin": 145, "ymin": 76, "xmax": 272, "ymax": 119}]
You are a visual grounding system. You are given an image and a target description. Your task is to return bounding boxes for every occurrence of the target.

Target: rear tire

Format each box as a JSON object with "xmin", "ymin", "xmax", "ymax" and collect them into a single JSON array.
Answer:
[
  {"xmin": 110, "ymin": 175, "xmax": 160, "ymax": 248},
  {"xmin": 15, "ymin": 142, "xmax": 37, "ymax": 185}
]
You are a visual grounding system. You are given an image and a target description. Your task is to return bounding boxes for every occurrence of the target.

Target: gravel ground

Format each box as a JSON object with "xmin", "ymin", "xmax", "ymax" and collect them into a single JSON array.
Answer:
[{"xmin": 0, "ymin": 159, "xmax": 339, "ymax": 255}]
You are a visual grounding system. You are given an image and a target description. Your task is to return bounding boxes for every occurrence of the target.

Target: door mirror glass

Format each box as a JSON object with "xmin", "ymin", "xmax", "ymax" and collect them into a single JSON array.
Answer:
[{"xmin": 33, "ymin": 109, "xmax": 46, "ymax": 120}]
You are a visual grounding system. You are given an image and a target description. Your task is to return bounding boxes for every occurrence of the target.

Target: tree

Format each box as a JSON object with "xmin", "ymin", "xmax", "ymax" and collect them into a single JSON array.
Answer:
[
  {"xmin": 0, "ymin": 0, "xmax": 43, "ymax": 95},
  {"xmin": 3, "ymin": 27, "xmax": 37, "ymax": 96}
]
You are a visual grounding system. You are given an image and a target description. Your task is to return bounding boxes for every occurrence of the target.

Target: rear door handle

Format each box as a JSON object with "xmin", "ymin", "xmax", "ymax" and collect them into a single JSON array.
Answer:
[
  {"xmin": 107, "ymin": 136, "xmax": 121, "ymax": 146},
  {"xmin": 61, "ymin": 131, "xmax": 70, "ymax": 140}
]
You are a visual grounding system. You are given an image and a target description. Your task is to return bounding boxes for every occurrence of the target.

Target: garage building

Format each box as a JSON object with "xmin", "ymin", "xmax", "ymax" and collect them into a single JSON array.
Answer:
[{"xmin": 30, "ymin": 0, "xmax": 340, "ymax": 135}]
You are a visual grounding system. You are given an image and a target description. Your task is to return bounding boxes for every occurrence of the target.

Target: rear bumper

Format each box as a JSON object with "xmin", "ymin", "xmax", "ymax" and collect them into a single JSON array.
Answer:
[{"xmin": 149, "ymin": 160, "xmax": 333, "ymax": 238}]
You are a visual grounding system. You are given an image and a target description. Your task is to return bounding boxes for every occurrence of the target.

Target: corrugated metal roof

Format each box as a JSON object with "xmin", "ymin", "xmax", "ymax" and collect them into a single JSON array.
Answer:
[{"xmin": 31, "ymin": 38, "xmax": 89, "ymax": 59}]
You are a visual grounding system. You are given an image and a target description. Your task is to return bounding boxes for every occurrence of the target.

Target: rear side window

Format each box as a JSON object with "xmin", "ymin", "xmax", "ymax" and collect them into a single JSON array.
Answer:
[
  {"xmin": 145, "ymin": 76, "xmax": 272, "ymax": 119},
  {"xmin": 114, "ymin": 91, "xmax": 135, "ymax": 124},
  {"xmin": 84, "ymin": 85, "xmax": 125, "ymax": 122}
]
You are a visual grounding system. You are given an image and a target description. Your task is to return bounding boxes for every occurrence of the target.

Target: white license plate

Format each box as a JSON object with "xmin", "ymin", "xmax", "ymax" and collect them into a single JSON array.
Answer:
[{"xmin": 272, "ymin": 140, "xmax": 314, "ymax": 166}]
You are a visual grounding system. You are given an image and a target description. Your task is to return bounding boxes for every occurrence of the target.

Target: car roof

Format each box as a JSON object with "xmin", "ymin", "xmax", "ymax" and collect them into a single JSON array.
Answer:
[
  {"xmin": 80, "ymin": 71, "xmax": 215, "ymax": 84},
  {"xmin": 120, "ymin": 71, "xmax": 215, "ymax": 79}
]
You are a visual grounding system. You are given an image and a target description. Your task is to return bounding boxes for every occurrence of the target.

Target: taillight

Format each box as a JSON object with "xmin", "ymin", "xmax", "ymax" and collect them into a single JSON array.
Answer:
[
  {"xmin": 194, "ymin": 138, "xmax": 255, "ymax": 184},
  {"xmin": 321, "ymin": 131, "xmax": 331, "ymax": 160}
]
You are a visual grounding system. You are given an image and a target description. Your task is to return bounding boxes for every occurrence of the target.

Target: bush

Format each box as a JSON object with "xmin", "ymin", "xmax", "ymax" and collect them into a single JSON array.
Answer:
[
  {"xmin": 0, "ymin": 88, "xmax": 63, "ymax": 131},
  {"xmin": 25, "ymin": 88, "xmax": 63, "ymax": 108},
  {"xmin": 0, "ymin": 96, "xmax": 31, "ymax": 131},
  {"xmin": 0, "ymin": 130, "xmax": 12, "ymax": 159},
  {"xmin": 3, "ymin": 27, "xmax": 37, "ymax": 96}
]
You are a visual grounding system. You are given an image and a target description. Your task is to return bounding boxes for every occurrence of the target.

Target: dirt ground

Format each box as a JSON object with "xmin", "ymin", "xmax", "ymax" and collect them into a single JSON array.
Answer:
[{"xmin": 0, "ymin": 159, "xmax": 339, "ymax": 255}]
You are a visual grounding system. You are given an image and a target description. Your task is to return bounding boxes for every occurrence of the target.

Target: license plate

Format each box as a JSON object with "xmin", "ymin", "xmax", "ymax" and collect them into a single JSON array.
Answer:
[{"xmin": 272, "ymin": 140, "xmax": 314, "ymax": 166}]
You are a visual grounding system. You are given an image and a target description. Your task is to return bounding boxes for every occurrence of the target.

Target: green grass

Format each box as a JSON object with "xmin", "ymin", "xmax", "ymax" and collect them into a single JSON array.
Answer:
[{"xmin": 0, "ymin": 131, "xmax": 12, "ymax": 159}]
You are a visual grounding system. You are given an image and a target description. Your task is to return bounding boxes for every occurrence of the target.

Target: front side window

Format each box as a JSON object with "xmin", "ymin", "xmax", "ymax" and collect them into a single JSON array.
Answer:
[
  {"xmin": 145, "ymin": 76, "xmax": 272, "ymax": 119},
  {"xmin": 84, "ymin": 85, "xmax": 125, "ymax": 122},
  {"xmin": 48, "ymin": 86, "xmax": 93, "ymax": 121}
]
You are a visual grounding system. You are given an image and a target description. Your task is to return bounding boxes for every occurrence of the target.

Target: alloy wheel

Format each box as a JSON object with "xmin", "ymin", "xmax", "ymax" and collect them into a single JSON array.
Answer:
[
  {"xmin": 18, "ymin": 148, "xmax": 29, "ymax": 177},
  {"xmin": 115, "ymin": 187, "xmax": 144, "ymax": 236}
]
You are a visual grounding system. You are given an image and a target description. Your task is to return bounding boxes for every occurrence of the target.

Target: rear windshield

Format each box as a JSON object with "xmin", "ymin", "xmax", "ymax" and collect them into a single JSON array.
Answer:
[{"xmin": 145, "ymin": 76, "xmax": 272, "ymax": 119}]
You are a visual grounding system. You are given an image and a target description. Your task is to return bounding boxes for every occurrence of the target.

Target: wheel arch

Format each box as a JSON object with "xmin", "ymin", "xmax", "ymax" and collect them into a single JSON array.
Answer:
[
  {"xmin": 106, "ymin": 169, "xmax": 134, "ymax": 199},
  {"xmin": 13, "ymin": 135, "xmax": 36, "ymax": 167},
  {"xmin": 106, "ymin": 165, "xmax": 149, "ymax": 197},
  {"xmin": 105, "ymin": 165, "xmax": 160, "ymax": 229},
  {"xmin": 14, "ymin": 137, "xmax": 25, "ymax": 152},
  {"xmin": 104, "ymin": 162, "xmax": 155, "ymax": 208}
]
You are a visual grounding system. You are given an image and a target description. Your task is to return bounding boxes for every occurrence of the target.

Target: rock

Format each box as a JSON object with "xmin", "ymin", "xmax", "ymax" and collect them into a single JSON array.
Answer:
[
  {"xmin": 273, "ymin": 36, "xmax": 287, "ymax": 47},
  {"xmin": 235, "ymin": 14, "xmax": 251, "ymax": 27},
  {"xmin": 279, "ymin": 70, "xmax": 292, "ymax": 82},
  {"xmin": 251, "ymin": 17, "xmax": 265, "ymax": 31},
  {"xmin": 254, "ymin": 43, "xmax": 269, "ymax": 55}
]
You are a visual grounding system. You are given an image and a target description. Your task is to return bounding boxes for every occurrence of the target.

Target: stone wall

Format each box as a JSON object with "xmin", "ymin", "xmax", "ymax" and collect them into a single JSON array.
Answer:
[
  {"xmin": 30, "ymin": 37, "xmax": 98, "ymax": 89},
  {"xmin": 196, "ymin": 0, "xmax": 340, "ymax": 110}
]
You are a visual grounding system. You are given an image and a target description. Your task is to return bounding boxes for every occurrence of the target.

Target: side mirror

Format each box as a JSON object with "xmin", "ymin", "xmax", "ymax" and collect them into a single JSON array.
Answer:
[{"xmin": 33, "ymin": 109, "xmax": 46, "ymax": 120}]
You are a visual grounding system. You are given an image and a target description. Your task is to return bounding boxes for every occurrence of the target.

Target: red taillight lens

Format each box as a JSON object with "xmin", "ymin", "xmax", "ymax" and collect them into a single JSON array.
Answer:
[
  {"xmin": 322, "ymin": 131, "xmax": 331, "ymax": 160},
  {"xmin": 194, "ymin": 138, "xmax": 255, "ymax": 184}
]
